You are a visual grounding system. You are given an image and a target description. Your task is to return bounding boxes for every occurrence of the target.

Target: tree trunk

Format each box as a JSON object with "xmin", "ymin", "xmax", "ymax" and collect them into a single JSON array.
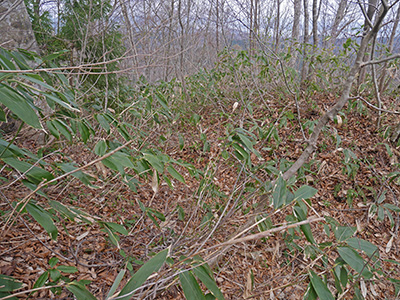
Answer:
[
  {"xmin": 328, "ymin": 0, "xmax": 348, "ymax": 49},
  {"xmin": 300, "ymin": 0, "xmax": 309, "ymax": 86},
  {"xmin": 312, "ymin": 0, "xmax": 319, "ymax": 48},
  {"xmin": 178, "ymin": 0, "xmax": 184, "ymax": 78},
  {"xmin": 378, "ymin": 3, "xmax": 400, "ymax": 92},
  {"xmin": 249, "ymin": 0, "xmax": 253, "ymax": 53},
  {"xmin": 216, "ymin": 0, "xmax": 219, "ymax": 52},
  {"xmin": 164, "ymin": 0, "xmax": 175, "ymax": 81},
  {"xmin": 305, "ymin": 0, "xmax": 320, "ymax": 83},
  {"xmin": 357, "ymin": 0, "xmax": 378, "ymax": 88},
  {"xmin": 275, "ymin": 0, "xmax": 280, "ymax": 52},
  {"xmin": 119, "ymin": 0, "xmax": 140, "ymax": 82},
  {"xmin": 292, "ymin": 0, "xmax": 301, "ymax": 43},
  {"xmin": 0, "ymin": 0, "xmax": 39, "ymax": 51}
]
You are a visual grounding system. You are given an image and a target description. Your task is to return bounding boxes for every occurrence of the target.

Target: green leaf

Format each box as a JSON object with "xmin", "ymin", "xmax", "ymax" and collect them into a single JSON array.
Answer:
[
  {"xmin": 179, "ymin": 134, "xmax": 185, "ymax": 150},
  {"xmin": 49, "ymin": 257, "xmax": 59, "ymax": 267},
  {"xmin": 303, "ymin": 282, "xmax": 318, "ymax": 300},
  {"xmin": 33, "ymin": 271, "xmax": 49, "ymax": 289},
  {"xmin": 117, "ymin": 124, "xmax": 131, "ymax": 141},
  {"xmin": 293, "ymin": 205, "xmax": 315, "ymax": 244},
  {"xmin": 294, "ymin": 185, "xmax": 318, "ymax": 201},
  {"xmin": 19, "ymin": 74, "xmax": 58, "ymax": 92},
  {"xmin": 0, "ymin": 107, "xmax": 6, "ymax": 122},
  {"xmin": 106, "ymin": 269, "xmax": 126, "ymax": 300},
  {"xmin": 167, "ymin": 165, "xmax": 185, "ymax": 184},
  {"xmin": 2, "ymin": 157, "xmax": 54, "ymax": 184},
  {"xmin": 0, "ymin": 85, "xmax": 41, "ymax": 128},
  {"xmin": 8, "ymin": 50, "xmax": 30, "ymax": 70},
  {"xmin": 66, "ymin": 281, "xmax": 97, "ymax": 300},
  {"xmin": 334, "ymin": 226, "xmax": 356, "ymax": 242},
  {"xmin": 177, "ymin": 205, "xmax": 185, "ymax": 221},
  {"xmin": 96, "ymin": 114, "xmax": 110, "ymax": 133},
  {"xmin": 103, "ymin": 226, "xmax": 120, "ymax": 248},
  {"xmin": 118, "ymin": 249, "xmax": 168, "ymax": 300},
  {"xmin": 78, "ymin": 121, "xmax": 90, "ymax": 143},
  {"xmin": 49, "ymin": 200, "xmax": 78, "ymax": 221},
  {"xmin": 236, "ymin": 133, "xmax": 254, "ymax": 151},
  {"xmin": 377, "ymin": 191, "xmax": 386, "ymax": 204},
  {"xmin": 232, "ymin": 143, "xmax": 248, "ymax": 161},
  {"xmin": 105, "ymin": 222, "xmax": 129, "ymax": 235},
  {"xmin": 69, "ymin": 207, "xmax": 93, "ymax": 224},
  {"xmin": 205, "ymin": 293, "xmax": 217, "ymax": 300},
  {"xmin": 103, "ymin": 152, "xmax": 134, "ymax": 174},
  {"xmin": 308, "ymin": 270, "xmax": 335, "ymax": 300},
  {"xmin": 155, "ymin": 92, "xmax": 170, "ymax": 111},
  {"xmin": 148, "ymin": 208, "xmax": 165, "ymax": 222},
  {"xmin": 46, "ymin": 120, "xmax": 60, "ymax": 138},
  {"xmin": 383, "ymin": 203, "xmax": 400, "ymax": 212},
  {"xmin": 143, "ymin": 153, "xmax": 164, "ymax": 174},
  {"xmin": 57, "ymin": 265, "xmax": 78, "ymax": 273},
  {"xmin": 337, "ymin": 247, "xmax": 373, "ymax": 279},
  {"xmin": 59, "ymin": 163, "xmax": 95, "ymax": 186},
  {"xmin": 52, "ymin": 119, "xmax": 72, "ymax": 141},
  {"xmin": 49, "ymin": 268, "xmax": 61, "ymax": 281},
  {"xmin": 45, "ymin": 92, "xmax": 79, "ymax": 112},
  {"xmin": 0, "ymin": 139, "xmax": 28, "ymax": 158},
  {"xmin": 0, "ymin": 274, "xmax": 22, "ymax": 292},
  {"xmin": 193, "ymin": 265, "xmax": 225, "ymax": 300},
  {"xmin": 346, "ymin": 238, "xmax": 378, "ymax": 258},
  {"xmin": 0, "ymin": 54, "xmax": 16, "ymax": 70},
  {"xmin": 42, "ymin": 50, "xmax": 70, "ymax": 62},
  {"xmin": 272, "ymin": 175, "xmax": 287, "ymax": 209},
  {"xmin": 340, "ymin": 267, "xmax": 348, "ymax": 288},
  {"xmin": 94, "ymin": 140, "xmax": 108, "ymax": 156},
  {"xmin": 179, "ymin": 271, "xmax": 206, "ymax": 300},
  {"xmin": 26, "ymin": 202, "xmax": 58, "ymax": 240}
]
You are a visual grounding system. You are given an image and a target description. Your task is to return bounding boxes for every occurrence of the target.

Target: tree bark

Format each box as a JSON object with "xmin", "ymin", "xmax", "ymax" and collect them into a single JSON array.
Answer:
[
  {"xmin": 164, "ymin": 0, "xmax": 175, "ymax": 80},
  {"xmin": 357, "ymin": 0, "xmax": 378, "ymax": 88},
  {"xmin": 275, "ymin": 0, "xmax": 280, "ymax": 52},
  {"xmin": 378, "ymin": 3, "xmax": 400, "ymax": 92},
  {"xmin": 0, "ymin": 0, "xmax": 39, "ymax": 51},
  {"xmin": 292, "ymin": 0, "xmax": 301, "ymax": 43},
  {"xmin": 300, "ymin": 0, "xmax": 310, "ymax": 86},
  {"xmin": 328, "ymin": 0, "xmax": 348, "ymax": 49}
]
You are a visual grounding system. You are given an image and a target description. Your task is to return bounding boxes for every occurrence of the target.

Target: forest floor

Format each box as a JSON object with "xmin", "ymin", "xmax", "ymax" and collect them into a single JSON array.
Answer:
[{"xmin": 1, "ymin": 92, "xmax": 400, "ymax": 299}]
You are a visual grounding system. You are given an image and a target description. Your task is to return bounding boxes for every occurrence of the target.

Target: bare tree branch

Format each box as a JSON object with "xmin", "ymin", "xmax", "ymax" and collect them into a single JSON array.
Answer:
[{"xmin": 361, "ymin": 53, "xmax": 400, "ymax": 66}]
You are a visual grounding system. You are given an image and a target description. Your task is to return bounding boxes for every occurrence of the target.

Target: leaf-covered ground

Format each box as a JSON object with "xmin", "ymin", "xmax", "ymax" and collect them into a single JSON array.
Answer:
[{"xmin": 1, "ymin": 92, "xmax": 399, "ymax": 299}]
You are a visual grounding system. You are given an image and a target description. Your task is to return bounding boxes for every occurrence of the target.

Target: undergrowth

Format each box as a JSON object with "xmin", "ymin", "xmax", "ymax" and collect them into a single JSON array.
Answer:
[{"xmin": 0, "ymin": 46, "xmax": 399, "ymax": 300}]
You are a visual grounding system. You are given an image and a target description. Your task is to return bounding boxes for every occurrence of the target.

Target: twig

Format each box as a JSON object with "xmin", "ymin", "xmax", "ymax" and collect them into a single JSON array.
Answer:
[
  {"xmin": 1, "ymin": 283, "xmax": 65, "ymax": 300},
  {"xmin": 349, "ymin": 96, "xmax": 400, "ymax": 114},
  {"xmin": 207, "ymin": 216, "xmax": 324, "ymax": 250},
  {"xmin": 370, "ymin": 34, "xmax": 383, "ymax": 127},
  {"xmin": 360, "ymin": 53, "xmax": 400, "ymax": 67}
]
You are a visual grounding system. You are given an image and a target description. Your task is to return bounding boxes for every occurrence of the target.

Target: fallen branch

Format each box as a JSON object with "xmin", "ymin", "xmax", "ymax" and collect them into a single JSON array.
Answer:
[
  {"xmin": 350, "ymin": 96, "xmax": 400, "ymax": 114},
  {"xmin": 208, "ymin": 216, "xmax": 324, "ymax": 250}
]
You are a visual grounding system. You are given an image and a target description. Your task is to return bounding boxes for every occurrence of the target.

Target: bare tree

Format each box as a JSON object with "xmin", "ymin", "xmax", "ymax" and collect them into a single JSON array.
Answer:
[
  {"xmin": 357, "ymin": 0, "xmax": 379, "ymax": 88},
  {"xmin": 292, "ymin": 0, "xmax": 302, "ymax": 43},
  {"xmin": 312, "ymin": 0, "xmax": 319, "ymax": 48},
  {"xmin": 300, "ymin": 0, "xmax": 310, "ymax": 85},
  {"xmin": 328, "ymin": 0, "xmax": 348, "ymax": 48},
  {"xmin": 378, "ymin": 3, "xmax": 400, "ymax": 92},
  {"xmin": 275, "ymin": 0, "xmax": 280, "ymax": 51}
]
